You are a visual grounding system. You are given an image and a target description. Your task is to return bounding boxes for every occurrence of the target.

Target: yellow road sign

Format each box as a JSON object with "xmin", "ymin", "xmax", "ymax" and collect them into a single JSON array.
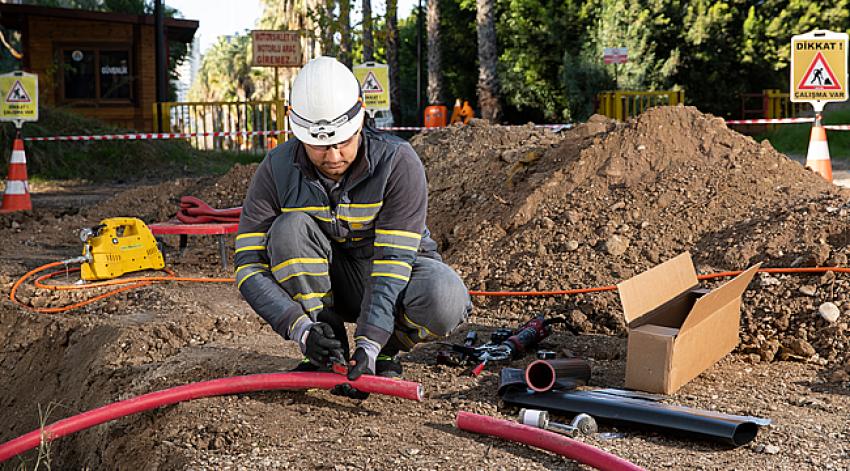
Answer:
[
  {"xmin": 0, "ymin": 71, "xmax": 38, "ymax": 124},
  {"xmin": 791, "ymin": 30, "xmax": 848, "ymax": 109},
  {"xmin": 353, "ymin": 62, "xmax": 390, "ymax": 112}
]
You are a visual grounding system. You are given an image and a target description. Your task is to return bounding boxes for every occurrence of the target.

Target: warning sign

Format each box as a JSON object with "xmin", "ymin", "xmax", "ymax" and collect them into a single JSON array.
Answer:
[
  {"xmin": 251, "ymin": 30, "xmax": 302, "ymax": 67},
  {"xmin": 353, "ymin": 62, "xmax": 390, "ymax": 111},
  {"xmin": 361, "ymin": 72, "xmax": 384, "ymax": 93},
  {"xmin": 791, "ymin": 30, "xmax": 848, "ymax": 107},
  {"xmin": 0, "ymin": 72, "xmax": 38, "ymax": 124}
]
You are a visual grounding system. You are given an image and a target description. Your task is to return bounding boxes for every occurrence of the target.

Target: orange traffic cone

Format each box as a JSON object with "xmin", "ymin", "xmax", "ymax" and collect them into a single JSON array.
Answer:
[
  {"xmin": 805, "ymin": 118, "xmax": 832, "ymax": 183},
  {"xmin": 0, "ymin": 134, "xmax": 32, "ymax": 212}
]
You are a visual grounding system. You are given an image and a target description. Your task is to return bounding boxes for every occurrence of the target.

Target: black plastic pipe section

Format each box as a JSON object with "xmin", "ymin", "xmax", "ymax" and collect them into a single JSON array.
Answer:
[{"xmin": 499, "ymin": 369, "xmax": 770, "ymax": 447}]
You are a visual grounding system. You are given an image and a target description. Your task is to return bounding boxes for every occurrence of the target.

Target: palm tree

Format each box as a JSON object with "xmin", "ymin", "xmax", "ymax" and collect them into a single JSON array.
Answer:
[
  {"xmin": 339, "ymin": 0, "xmax": 353, "ymax": 67},
  {"xmin": 476, "ymin": 0, "xmax": 501, "ymax": 121},
  {"xmin": 386, "ymin": 0, "xmax": 401, "ymax": 123},
  {"xmin": 362, "ymin": 0, "xmax": 374, "ymax": 61},
  {"xmin": 427, "ymin": 0, "xmax": 443, "ymax": 105}
]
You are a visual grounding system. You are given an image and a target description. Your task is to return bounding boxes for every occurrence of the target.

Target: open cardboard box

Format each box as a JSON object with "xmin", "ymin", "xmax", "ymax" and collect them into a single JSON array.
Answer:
[{"xmin": 617, "ymin": 252, "xmax": 760, "ymax": 394}]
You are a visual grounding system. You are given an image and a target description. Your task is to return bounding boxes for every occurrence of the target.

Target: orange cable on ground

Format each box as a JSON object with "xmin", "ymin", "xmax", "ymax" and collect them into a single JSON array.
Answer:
[
  {"xmin": 9, "ymin": 260, "xmax": 233, "ymax": 314},
  {"xmin": 10, "ymin": 260, "xmax": 850, "ymax": 313}
]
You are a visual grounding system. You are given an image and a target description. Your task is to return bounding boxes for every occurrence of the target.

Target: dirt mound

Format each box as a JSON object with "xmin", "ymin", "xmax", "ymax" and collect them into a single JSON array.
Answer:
[
  {"xmin": 413, "ymin": 106, "xmax": 850, "ymax": 368},
  {"xmin": 2, "ymin": 108, "xmax": 850, "ymax": 469}
]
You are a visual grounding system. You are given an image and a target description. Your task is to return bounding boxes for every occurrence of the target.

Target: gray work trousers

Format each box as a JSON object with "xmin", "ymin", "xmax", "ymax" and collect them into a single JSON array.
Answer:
[{"xmin": 267, "ymin": 212, "xmax": 471, "ymax": 352}]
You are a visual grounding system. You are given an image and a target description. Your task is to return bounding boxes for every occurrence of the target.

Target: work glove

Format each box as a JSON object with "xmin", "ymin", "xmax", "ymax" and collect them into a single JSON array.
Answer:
[
  {"xmin": 347, "ymin": 347, "xmax": 376, "ymax": 381},
  {"xmin": 302, "ymin": 322, "xmax": 343, "ymax": 368}
]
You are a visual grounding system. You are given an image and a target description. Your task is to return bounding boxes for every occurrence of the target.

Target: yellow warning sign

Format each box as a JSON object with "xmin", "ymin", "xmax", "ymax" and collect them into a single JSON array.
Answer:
[
  {"xmin": 0, "ymin": 72, "xmax": 38, "ymax": 123},
  {"xmin": 791, "ymin": 30, "xmax": 848, "ymax": 107},
  {"xmin": 353, "ymin": 62, "xmax": 390, "ymax": 111}
]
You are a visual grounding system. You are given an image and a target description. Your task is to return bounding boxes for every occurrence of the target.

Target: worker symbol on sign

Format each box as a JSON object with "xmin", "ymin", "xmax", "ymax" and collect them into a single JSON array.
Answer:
[
  {"xmin": 798, "ymin": 52, "xmax": 841, "ymax": 90},
  {"xmin": 5, "ymin": 80, "xmax": 31, "ymax": 103},
  {"xmin": 360, "ymin": 71, "xmax": 383, "ymax": 94}
]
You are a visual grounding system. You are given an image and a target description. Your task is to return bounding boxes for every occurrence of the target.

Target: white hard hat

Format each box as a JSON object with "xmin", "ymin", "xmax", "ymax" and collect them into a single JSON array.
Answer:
[{"xmin": 289, "ymin": 56, "xmax": 365, "ymax": 146}]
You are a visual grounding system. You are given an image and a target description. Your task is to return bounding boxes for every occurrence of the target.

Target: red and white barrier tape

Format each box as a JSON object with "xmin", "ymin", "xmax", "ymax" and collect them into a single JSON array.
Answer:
[
  {"xmin": 725, "ymin": 117, "xmax": 814, "ymax": 125},
  {"xmin": 824, "ymin": 124, "xmax": 850, "ymax": 131},
  {"xmin": 22, "ymin": 123, "xmax": 575, "ymax": 142},
  {"xmin": 23, "ymin": 130, "xmax": 291, "ymax": 142}
]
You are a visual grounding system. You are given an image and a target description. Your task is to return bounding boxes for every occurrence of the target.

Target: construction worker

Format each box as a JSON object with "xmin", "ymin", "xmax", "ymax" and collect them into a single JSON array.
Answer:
[{"xmin": 234, "ymin": 57, "xmax": 471, "ymax": 391}]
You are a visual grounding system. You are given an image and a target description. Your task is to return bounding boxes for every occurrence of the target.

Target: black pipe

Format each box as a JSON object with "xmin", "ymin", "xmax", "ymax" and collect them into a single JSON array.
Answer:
[{"xmin": 499, "ymin": 370, "xmax": 770, "ymax": 447}]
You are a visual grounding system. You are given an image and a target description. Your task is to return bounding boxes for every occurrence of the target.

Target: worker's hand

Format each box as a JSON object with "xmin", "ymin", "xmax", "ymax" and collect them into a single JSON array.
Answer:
[
  {"xmin": 347, "ymin": 347, "xmax": 376, "ymax": 381},
  {"xmin": 303, "ymin": 322, "xmax": 343, "ymax": 368}
]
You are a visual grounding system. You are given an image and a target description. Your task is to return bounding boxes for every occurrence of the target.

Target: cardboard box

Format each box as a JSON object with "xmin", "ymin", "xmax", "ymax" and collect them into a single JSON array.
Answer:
[{"xmin": 617, "ymin": 252, "xmax": 760, "ymax": 394}]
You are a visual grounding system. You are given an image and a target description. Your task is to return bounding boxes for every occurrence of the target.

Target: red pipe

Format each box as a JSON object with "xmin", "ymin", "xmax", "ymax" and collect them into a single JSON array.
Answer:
[
  {"xmin": 0, "ymin": 372, "xmax": 422, "ymax": 463},
  {"xmin": 455, "ymin": 411, "xmax": 645, "ymax": 471}
]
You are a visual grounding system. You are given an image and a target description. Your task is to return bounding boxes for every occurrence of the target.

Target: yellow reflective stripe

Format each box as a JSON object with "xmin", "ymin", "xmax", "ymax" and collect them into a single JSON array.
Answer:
[
  {"xmin": 374, "ymin": 242, "xmax": 418, "ymax": 251},
  {"xmin": 375, "ymin": 229, "xmax": 422, "ymax": 240},
  {"xmin": 236, "ymin": 232, "xmax": 266, "ymax": 240},
  {"xmin": 371, "ymin": 272, "xmax": 411, "ymax": 282},
  {"xmin": 278, "ymin": 271, "xmax": 329, "ymax": 283},
  {"xmin": 282, "ymin": 206, "xmax": 330, "ymax": 212},
  {"xmin": 337, "ymin": 214, "xmax": 375, "ymax": 222},
  {"xmin": 293, "ymin": 292, "xmax": 328, "ymax": 301},
  {"xmin": 235, "ymin": 263, "xmax": 269, "ymax": 274},
  {"xmin": 339, "ymin": 202, "xmax": 383, "ymax": 209},
  {"xmin": 314, "ymin": 216, "xmax": 333, "ymax": 222},
  {"xmin": 351, "ymin": 237, "xmax": 364, "ymax": 241},
  {"xmin": 235, "ymin": 245, "xmax": 266, "ymax": 253},
  {"xmin": 237, "ymin": 270, "xmax": 263, "ymax": 289},
  {"xmin": 272, "ymin": 257, "xmax": 328, "ymax": 272},
  {"xmin": 306, "ymin": 304, "xmax": 324, "ymax": 313},
  {"xmin": 403, "ymin": 311, "xmax": 439, "ymax": 339},
  {"xmin": 373, "ymin": 260, "xmax": 412, "ymax": 270}
]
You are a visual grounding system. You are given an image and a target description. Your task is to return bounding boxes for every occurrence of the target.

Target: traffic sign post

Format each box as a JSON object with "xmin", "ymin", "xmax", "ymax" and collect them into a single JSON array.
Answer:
[
  {"xmin": 0, "ymin": 71, "xmax": 38, "ymax": 129},
  {"xmin": 790, "ymin": 29, "xmax": 848, "ymax": 183},
  {"xmin": 603, "ymin": 47, "xmax": 628, "ymax": 89},
  {"xmin": 251, "ymin": 30, "xmax": 303, "ymax": 101},
  {"xmin": 791, "ymin": 29, "xmax": 848, "ymax": 113},
  {"xmin": 353, "ymin": 62, "xmax": 391, "ymax": 118}
]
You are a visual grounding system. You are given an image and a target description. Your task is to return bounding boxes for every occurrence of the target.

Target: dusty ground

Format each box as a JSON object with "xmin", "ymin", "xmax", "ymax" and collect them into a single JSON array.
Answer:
[{"xmin": 1, "ymin": 106, "xmax": 849, "ymax": 470}]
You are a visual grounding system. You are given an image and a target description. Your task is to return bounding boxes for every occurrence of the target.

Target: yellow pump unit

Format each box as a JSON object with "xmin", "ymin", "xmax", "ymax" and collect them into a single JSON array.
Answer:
[{"xmin": 80, "ymin": 217, "xmax": 164, "ymax": 281}]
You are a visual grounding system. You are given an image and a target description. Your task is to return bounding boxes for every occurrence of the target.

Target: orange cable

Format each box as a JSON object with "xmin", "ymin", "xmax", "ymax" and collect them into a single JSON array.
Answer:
[{"xmin": 11, "ymin": 260, "xmax": 850, "ymax": 313}]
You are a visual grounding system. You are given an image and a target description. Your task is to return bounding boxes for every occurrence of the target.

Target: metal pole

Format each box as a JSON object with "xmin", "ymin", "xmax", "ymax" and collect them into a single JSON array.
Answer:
[
  {"xmin": 154, "ymin": 0, "xmax": 167, "ymax": 132},
  {"xmin": 416, "ymin": 0, "xmax": 423, "ymax": 126}
]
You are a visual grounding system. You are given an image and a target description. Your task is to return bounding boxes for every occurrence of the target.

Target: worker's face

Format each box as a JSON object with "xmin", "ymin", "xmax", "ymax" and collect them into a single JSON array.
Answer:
[{"xmin": 303, "ymin": 130, "xmax": 361, "ymax": 181}]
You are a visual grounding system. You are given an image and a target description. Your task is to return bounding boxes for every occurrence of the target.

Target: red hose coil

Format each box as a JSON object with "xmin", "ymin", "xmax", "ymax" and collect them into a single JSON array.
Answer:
[
  {"xmin": 0, "ymin": 372, "xmax": 422, "ymax": 463},
  {"xmin": 455, "ymin": 411, "xmax": 645, "ymax": 471}
]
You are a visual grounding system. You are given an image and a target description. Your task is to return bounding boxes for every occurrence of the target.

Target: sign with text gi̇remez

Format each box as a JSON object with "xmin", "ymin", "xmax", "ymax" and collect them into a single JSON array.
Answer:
[
  {"xmin": 0, "ymin": 71, "xmax": 38, "ymax": 125},
  {"xmin": 604, "ymin": 47, "xmax": 628, "ymax": 64},
  {"xmin": 791, "ymin": 29, "xmax": 848, "ymax": 107},
  {"xmin": 251, "ymin": 30, "xmax": 302, "ymax": 67}
]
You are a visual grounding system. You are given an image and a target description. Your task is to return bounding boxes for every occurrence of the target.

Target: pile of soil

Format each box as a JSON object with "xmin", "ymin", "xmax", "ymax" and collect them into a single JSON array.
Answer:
[
  {"xmin": 413, "ymin": 107, "xmax": 850, "ymax": 370},
  {"xmin": 1, "ymin": 106, "xmax": 849, "ymax": 469}
]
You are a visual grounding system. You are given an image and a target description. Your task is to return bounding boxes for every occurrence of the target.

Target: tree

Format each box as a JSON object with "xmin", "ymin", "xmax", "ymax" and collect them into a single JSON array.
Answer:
[
  {"xmin": 362, "ymin": 0, "xmax": 374, "ymax": 61},
  {"xmin": 386, "ymin": 0, "xmax": 402, "ymax": 123},
  {"xmin": 427, "ymin": 0, "xmax": 444, "ymax": 104},
  {"xmin": 475, "ymin": 0, "xmax": 501, "ymax": 121},
  {"xmin": 339, "ymin": 0, "xmax": 353, "ymax": 67}
]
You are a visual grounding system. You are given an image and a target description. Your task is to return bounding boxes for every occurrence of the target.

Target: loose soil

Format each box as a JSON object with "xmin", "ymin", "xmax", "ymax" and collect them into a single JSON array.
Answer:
[{"xmin": 1, "ymin": 106, "xmax": 848, "ymax": 470}]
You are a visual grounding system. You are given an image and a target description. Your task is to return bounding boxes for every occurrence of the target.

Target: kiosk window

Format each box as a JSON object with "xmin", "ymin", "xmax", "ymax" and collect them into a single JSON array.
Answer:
[
  {"xmin": 60, "ymin": 47, "xmax": 132, "ymax": 102},
  {"xmin": 63, "ymin": 49, "xmax": 96, "ymax": 99},
  {"xmin": 99, "ymin": 51, "xmax": 131, "ymax": 99}
]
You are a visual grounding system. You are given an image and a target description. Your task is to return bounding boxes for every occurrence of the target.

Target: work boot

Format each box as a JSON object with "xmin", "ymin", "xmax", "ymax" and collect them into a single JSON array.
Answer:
[{"xmin": 375, "ymin": 354, "xmax": 403, "ymax": 378}]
